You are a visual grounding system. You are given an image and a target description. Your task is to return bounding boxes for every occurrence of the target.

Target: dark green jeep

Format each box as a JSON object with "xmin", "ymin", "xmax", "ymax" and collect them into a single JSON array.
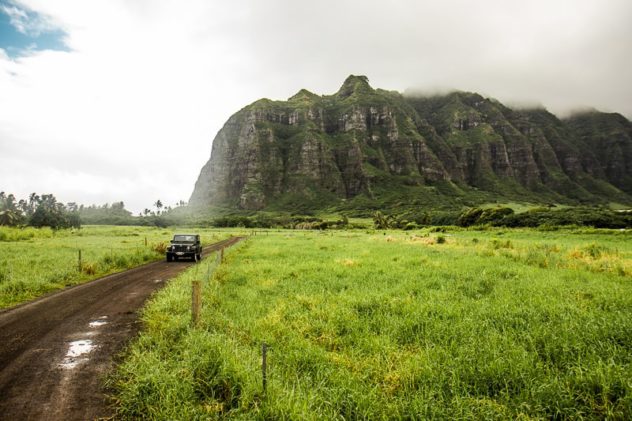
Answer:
[{"xmin": 166, "ymin": 234, "xmax": 202, "ymax": 262}]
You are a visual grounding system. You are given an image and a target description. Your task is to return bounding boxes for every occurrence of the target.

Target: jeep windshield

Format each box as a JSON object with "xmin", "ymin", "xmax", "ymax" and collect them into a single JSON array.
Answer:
[{"xmin": 172, "ymin": 235, "xmax": 196, "ymax": 242}]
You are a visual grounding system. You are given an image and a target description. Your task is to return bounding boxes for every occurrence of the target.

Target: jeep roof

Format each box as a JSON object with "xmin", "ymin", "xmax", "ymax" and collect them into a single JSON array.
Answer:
[{"xmin": 171, "ymin": 234, "xmax": 199, "ymax": 242}]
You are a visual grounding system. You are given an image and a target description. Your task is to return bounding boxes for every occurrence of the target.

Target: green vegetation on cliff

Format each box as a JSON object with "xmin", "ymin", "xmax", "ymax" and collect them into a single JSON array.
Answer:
[{"xmin": 189, "ymin": 75, "xmax": 632, "ymax": 215}]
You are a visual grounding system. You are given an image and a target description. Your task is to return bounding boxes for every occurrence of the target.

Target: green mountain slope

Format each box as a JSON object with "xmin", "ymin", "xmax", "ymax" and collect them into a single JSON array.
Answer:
[{"xmin": 190, "ymin": 75, "xmax": 632, "ymax": 213}]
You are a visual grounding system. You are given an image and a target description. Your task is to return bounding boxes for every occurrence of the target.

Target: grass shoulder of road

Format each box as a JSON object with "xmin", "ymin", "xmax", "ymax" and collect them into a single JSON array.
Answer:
[
  {"xmin": 0, "ymin": 225, "xmax": 237, "ymax": 309},
  {"xmin": 111, "ymin": 228, "xmax": 632, "ymax": 419}
]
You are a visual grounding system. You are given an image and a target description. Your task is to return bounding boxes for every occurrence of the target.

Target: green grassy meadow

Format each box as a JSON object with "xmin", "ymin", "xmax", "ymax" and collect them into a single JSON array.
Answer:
[
  {"xmin": 112, "ymin": 228, "xmax": 632, "ymax": 419},
  {"xmin": 0, "ymin": 225, "xmax": 232, "ymax": 309}
]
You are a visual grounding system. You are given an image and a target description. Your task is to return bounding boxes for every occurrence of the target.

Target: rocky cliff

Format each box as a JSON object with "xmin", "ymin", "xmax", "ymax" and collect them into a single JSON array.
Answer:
[{"xmin": 190, "ymin": 75, "xmax": 632, "ymax": 212}]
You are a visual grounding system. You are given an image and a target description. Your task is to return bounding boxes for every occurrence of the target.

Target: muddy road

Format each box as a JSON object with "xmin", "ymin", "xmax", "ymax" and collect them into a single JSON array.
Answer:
[{"xmin": 0, "ymin": 236, "xmax": 243, "ymax": 420}]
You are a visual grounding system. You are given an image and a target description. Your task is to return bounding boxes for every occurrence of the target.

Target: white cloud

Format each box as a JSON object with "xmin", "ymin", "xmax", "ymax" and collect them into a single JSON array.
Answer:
[
  {"xmin": 1, "ymin": 4, "xmax": 29, "ymax": 33},
  {"xmin": 0, "ymin": 0, "xmax": 258, "ymax": 213},
  {"xmin": 1, "ymin": 2, "xmax": 59, "ymax": 36},
  {"xmin": 0, "ymin": 0, "xmax": 630, "ymax": 213}
]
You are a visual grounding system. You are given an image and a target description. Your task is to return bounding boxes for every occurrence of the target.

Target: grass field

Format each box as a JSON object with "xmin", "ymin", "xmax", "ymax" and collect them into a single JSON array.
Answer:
[
  {"xmin": 0, "ymin": 226, "xmax": 232, "ymax": 309},
  {"xmin": 112, "ymin": 227, "xmax": 632, "ymax": 419}
]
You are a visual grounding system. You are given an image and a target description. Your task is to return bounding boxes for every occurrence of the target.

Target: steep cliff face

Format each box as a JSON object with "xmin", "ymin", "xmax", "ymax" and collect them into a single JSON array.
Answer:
[
  {"xmin": 565, "ymin": 112, "xmax": 632, "ymax": 194},
  {"xmin": 190, "ymin": 75, "xmax": 632, "ymax": 211}
]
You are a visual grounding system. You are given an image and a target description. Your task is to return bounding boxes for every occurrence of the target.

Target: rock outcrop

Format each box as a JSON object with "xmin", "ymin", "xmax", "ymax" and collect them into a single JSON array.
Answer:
[{"xmin": 190, "ymin": 75, "xmax": 632, "ymax": 211}]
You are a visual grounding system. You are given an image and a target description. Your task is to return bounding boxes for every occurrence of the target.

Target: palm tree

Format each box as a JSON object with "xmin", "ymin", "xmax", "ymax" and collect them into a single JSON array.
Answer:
[
  {"xmin": 0, "ymin": 209, "xmax": 21, "ymax": 226},
  {"xmin": 27, "ymin": 193, "xmax": 40, "ymax": 216},
  {"xmin": 154, "ymin": 200, "xmax": 163, "ymax": 215},
  {"xmin": 0, "ymin": 193, "xmax": 22, "ymax": 226},
  {"xmin": 18, "ymin": 199, "xmax": 28, "ymax": 214}
]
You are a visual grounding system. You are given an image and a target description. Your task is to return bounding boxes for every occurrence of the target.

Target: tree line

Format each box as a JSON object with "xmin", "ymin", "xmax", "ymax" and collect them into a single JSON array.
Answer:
[
  {"xmin": 0, "ymin": 192, "xmax": 189, "ymax": 229},
  {"xmin": 0, "ymin": 192, "xmax": 80, "ymax": 229}
]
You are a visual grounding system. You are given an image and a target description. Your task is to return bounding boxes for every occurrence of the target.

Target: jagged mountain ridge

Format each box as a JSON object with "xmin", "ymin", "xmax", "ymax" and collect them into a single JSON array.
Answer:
[{"xmin": 190, "ymin": 75, "xmax": 632, "ymax": 212}]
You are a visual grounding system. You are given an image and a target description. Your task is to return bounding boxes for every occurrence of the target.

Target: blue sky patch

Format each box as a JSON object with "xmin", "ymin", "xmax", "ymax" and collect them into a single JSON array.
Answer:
[{"xmin": 0, "ymin": 1, "xmax": 69, "ymax": 58}]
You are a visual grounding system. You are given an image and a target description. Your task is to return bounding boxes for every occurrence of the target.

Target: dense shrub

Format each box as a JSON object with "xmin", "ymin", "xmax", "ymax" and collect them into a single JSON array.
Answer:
[
  {"xmin": 455, "ymin": 206, "xmax": 630, "ymax": 229},
  {"xmin": 478, "ymin": 207, "xmax": 514, "ymax": 224},
  {"xmin": 457, "ymin": 207, "xmax": 484, "ymax": 227},
  {"xmin": 212, "ymin": 216, "xmax": 254, "ymax": 228},
  {"xmin": 428, "ymin": 211, "xmax": 460, "ymax": 226},
  {"xmin": 403, "ymin": 222, "xmax": 419, "ymax": 231},
  {"xmin": 209, "ymin": 214, "xmax": 349, "ymax": 230},
  {"xmin": 373, "ymin": 211, "xmax": 392, "ymax": 229},
  {"xmin": 500, "ymin": 208, "xmax": 631, "ymax": 228}
]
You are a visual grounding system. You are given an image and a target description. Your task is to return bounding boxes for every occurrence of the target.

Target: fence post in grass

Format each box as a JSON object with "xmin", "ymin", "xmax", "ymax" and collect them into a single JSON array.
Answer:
[
  {"xmin": 191, "ymin": 280, "xmax": 201, "ymax": 327},
  {"xmin": 262, "ymin": 342, "xmax": 268, "ymax": 394},
  {"xmin": 220, "ymin": 247, "xmax": 224, "ymax": 263},
  {"xmin": 78, "ymin": 249, "xmax": 82, "ymax": 273},
  {"xmin": 144, "ymin": 236, "xmax": 147, "ymax": 247}
]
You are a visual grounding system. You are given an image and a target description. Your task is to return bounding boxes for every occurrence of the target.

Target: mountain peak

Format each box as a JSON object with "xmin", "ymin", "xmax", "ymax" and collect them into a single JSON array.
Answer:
[
  {"xmin": 288, "ymin": 88, "xmax": 318, "ymax": 102},
  {"xmin": 337, "ymin": 75, "xmax": 373, "ymax": 98}
]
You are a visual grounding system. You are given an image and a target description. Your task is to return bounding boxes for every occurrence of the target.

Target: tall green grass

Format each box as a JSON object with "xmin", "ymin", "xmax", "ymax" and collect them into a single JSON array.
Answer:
[
  {"xmin": 112, "ymin": 229, "xmax": 632, "ymax": 419},
  {"xmin": 0, "ymin": 226, "xmax": 233, "ymax": 309},
  {"xmin": 0, "ymin": 225, "xmax": 56, "ymax": 242}
]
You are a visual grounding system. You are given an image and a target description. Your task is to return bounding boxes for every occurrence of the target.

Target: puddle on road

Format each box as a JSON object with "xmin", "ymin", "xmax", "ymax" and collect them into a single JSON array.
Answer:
[
  {"xmin": 59, "ymin": 340, "xmax": 95, "ymax": 369},
  {"xmin": 88, "ymin": 316, "xmax": 108, "ymax": 328},
  {"xmin": 58, "ymin": 316, "xmax": 109, "ymax": 369},
  {"xmin": 153, "ymin": 279, "xmax": 162, "ymax": 283}
]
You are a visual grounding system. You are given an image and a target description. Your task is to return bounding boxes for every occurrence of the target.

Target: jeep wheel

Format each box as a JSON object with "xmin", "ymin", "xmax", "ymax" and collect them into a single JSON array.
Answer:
[{"xmin": 166, "ymin": 255, "xmax": 172, "ymax": 262}]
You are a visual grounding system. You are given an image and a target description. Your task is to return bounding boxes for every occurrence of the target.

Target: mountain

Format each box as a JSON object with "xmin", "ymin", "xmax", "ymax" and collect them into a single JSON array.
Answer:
[{"xmin": 190, "ymin": 75, "xmax": 632, "ymax": 213}]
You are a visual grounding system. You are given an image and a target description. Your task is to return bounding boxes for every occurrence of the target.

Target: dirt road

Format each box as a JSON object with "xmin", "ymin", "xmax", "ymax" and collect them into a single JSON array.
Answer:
[{"xmin": 0, "ymin": 236, "xmax": 243, "ymax": 420}]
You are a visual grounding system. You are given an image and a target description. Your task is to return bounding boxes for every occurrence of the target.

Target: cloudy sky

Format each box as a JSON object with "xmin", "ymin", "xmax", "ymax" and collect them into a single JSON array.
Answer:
[{"xmin": 1, "ymin": 0, "xmax": 630, "ymax": 214}]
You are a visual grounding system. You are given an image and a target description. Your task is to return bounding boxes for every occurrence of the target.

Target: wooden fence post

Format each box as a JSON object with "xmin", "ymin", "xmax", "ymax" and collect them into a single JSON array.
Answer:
[
  {"xmin": 220, "ymin": 247, "xmax": 224, "ymax": 263},
  {"xmin": 191, "ymin": 280, "xmax": 201, "ymax": 327},
  {"xmin": 78, "ymin": 249, "xmax": 82, "ymax": 273}
]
